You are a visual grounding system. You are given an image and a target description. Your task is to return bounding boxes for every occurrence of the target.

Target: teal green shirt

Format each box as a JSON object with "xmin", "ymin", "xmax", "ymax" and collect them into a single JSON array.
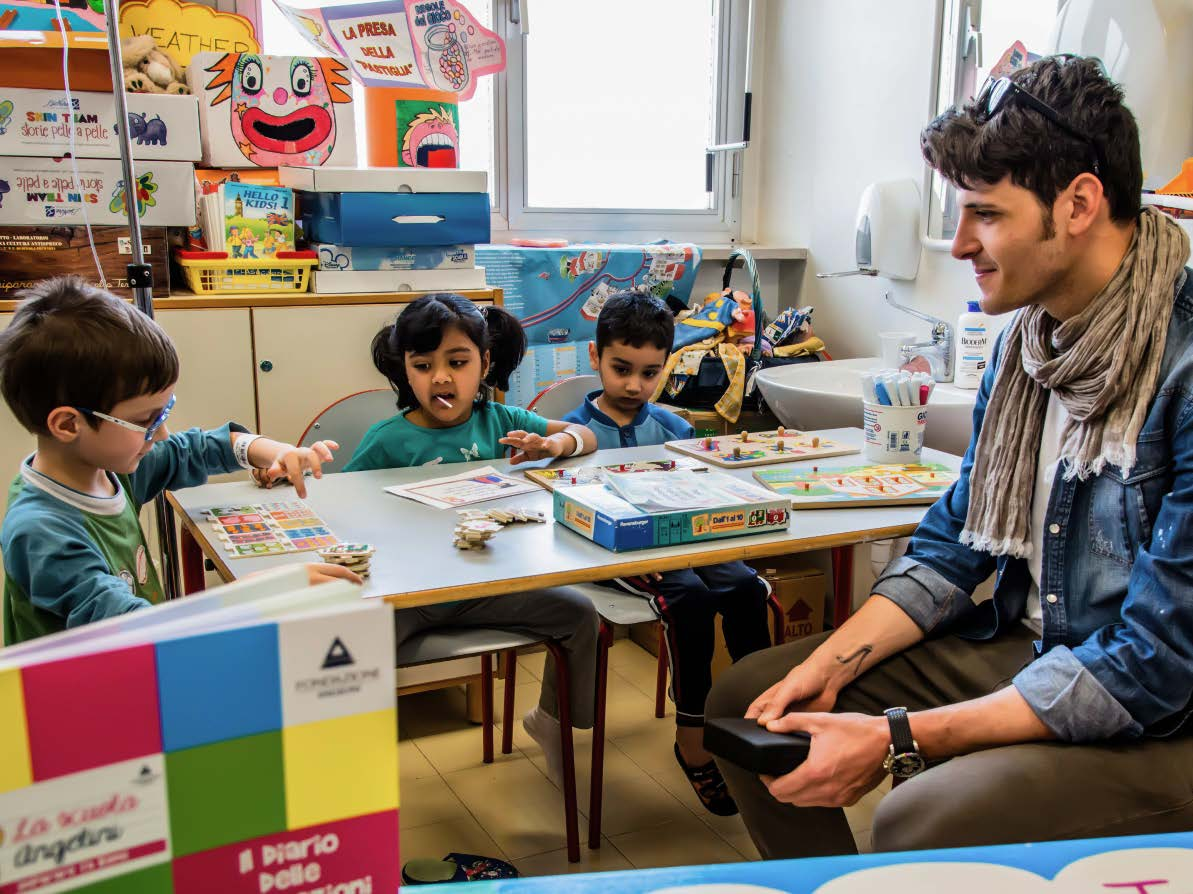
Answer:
[{"xmin": 343, "ymin": 402, "xmax": 550, "ymax": 471}]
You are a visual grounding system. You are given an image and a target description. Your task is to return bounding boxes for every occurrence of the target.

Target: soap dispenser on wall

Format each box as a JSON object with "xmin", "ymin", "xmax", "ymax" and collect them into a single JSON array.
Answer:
[{"xmin": 818, "ymin": 178, "xmax": 922, "ymax": 280}]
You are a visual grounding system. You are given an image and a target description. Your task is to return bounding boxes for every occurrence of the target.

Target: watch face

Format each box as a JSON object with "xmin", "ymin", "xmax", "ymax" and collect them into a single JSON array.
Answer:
[{"xmin": 887, "ymin": 752, "xmax": 926, "ymax": 778}]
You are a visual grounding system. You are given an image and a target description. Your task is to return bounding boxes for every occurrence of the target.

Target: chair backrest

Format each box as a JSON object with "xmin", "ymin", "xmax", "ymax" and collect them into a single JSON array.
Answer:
[
  {"xmin": 298, "ymin": 389, "xmax": 399, "ymax": 473},
  {"xmin": 526, "ymin": 374, "xmax": 600, "ymax": 420}
]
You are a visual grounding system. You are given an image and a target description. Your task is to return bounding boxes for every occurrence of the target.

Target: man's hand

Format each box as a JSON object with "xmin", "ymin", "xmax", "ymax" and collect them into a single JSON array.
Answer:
[
  {"xmin": 760, "ymin": 711, "xmax": 890, "ymax": 807},
  {"xmin": 258, "ymin": 440, "xmax": 339, "ymax": 498},
  {"xmin": 305, "ymin": 562, "xmax": 363, "ymax": 586},
  {"xmin": 747, "ymin": 659, "xmax": 838, "ymax": 724},
  {"xmin": 501, "ymin": 430, "xmax": 566, "ymax": 465}
]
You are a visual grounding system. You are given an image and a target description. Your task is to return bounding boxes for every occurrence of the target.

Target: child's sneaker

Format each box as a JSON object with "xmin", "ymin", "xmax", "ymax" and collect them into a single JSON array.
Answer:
[
  {"xmin": 674, "ymin": 743, "xmax": 739, "ymax": 816},
  {"xmin": 522, "ymin": 705, "xmax": 564, "ymax": 787}
]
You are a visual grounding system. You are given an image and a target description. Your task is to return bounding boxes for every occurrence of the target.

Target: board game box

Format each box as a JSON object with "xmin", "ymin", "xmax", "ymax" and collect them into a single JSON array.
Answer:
[
  {"xmin": 203, "ymin": 501, "xmax": 338, "ymax": 558},
  {"xmin": 524, "ymin": 457, "xmax": 705, "ymax": 492},
  {"xmin": 753, "ymin": 461, "xmax": 958, "ymax": 509},
  {"xmin": 666, "ymin": 429, "xmax": 859, "ymax": 468},
  {"xmin": 553, "ymin": 468, "xmax": 789, "ymax": 551}
]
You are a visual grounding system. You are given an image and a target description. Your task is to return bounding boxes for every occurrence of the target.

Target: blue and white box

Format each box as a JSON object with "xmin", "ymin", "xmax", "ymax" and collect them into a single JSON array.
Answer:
[{"xmin": 312, "ymin": 243, "xmax": 475, "ymax": 271}]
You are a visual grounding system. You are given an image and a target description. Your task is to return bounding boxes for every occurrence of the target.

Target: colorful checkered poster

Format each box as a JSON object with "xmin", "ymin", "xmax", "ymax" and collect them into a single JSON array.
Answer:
[{"xmin": 0, "ymin": 601, "xmax": 399, "ymax": 892}]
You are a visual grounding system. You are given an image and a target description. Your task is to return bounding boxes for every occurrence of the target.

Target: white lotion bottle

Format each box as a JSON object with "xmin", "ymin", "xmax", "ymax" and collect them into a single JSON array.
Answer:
[{"xmin": 955, "ymin": 301, "xmax": 991, "ymax": 389}]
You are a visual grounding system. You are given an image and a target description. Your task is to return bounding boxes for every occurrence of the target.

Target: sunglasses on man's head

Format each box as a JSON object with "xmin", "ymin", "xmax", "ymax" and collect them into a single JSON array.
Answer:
[
  {"xmin": 978, "ymin": 76, "xmax": 1103, "ymax": 178},
  {"xmin": 75, "ymin": 394, "xmax": 176, "ymax": 442}
]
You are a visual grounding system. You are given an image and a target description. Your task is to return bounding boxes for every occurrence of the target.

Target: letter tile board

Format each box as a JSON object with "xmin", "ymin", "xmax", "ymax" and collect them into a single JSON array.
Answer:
[
  {"xmin": 203, "ymin": 501, "xmax": 338, "ymax": 558},
  {"xmin": 0, "ymin": 600, "xmax": 399, "ymax": 893}
]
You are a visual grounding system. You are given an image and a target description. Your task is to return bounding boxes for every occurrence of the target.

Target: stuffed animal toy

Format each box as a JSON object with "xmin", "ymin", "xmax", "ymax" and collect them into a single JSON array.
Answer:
[{"xmin": 121, "ymin": 35, "xmax": 189, "ymax": 95}]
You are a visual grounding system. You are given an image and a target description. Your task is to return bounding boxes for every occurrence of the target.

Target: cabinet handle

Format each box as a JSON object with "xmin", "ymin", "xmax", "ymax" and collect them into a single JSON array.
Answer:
[{"xmin": 259, "ymin": 360, "xmax": 273, "ymax": 372}]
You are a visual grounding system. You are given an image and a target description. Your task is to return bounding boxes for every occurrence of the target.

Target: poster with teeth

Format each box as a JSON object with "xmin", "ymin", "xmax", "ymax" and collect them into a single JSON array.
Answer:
[{"xmin": 187, "ymin": 52, "xmax": 358, "ymax": 169}]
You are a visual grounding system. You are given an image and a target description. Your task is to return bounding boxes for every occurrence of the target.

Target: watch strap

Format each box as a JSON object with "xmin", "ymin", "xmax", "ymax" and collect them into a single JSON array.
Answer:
[{"xmin": 884, "ymin": 706, "xmax": 915, "ymax": 754}]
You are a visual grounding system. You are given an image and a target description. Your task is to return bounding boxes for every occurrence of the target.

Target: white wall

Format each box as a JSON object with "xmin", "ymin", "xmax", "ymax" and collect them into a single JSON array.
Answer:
[{"xmin": 751, "ymin": 0, "xmax": 985, "ymax": 361}]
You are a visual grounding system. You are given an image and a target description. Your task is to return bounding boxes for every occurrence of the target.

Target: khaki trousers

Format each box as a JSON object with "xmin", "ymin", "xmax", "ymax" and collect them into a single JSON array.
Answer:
[{"xmin": 705, "ymin": 628, "xmax": 1193, "ymax": 859}]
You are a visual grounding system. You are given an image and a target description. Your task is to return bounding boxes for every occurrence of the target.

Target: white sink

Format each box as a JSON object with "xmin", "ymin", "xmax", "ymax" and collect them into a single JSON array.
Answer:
[{"xmin": 755, "ymin": 357, "xmax": 978, "ymax": 456}]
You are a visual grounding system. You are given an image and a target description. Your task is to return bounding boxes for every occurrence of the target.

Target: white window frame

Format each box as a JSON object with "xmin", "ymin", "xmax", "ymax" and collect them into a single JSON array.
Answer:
[{"xmin": 487, "ymin": 0, "xmax": 751, "ymax": 242}]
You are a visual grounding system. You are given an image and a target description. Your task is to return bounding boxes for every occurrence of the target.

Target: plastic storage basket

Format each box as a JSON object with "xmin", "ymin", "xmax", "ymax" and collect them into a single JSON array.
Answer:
[{"xmin": 176, "ymin": 250, "xmax": 318, "ymax": 295}]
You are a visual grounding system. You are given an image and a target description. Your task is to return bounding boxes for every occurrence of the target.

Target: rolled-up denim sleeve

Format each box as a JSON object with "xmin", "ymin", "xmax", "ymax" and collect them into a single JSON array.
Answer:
[
  {"xmin": 1013, "ymin": 645, "xmax": 1140, "ymax": 741},
  {"xmin": 870, "ymin": 329, "xmax": 1010, "ymax": 632}
]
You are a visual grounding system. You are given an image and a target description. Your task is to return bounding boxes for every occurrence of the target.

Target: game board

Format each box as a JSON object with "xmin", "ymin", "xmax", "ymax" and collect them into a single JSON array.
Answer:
[
  {"xmin": 523, "ymin": 456, "xmax": 705, "ymax": 492},
  {"xmin": 752, "ymin": 461, "xmax": 958, "ymax": 509},
  {"xmin": 203, "ymin": 500, "xmax": 339, "ymax": 558},
  {"xmin": 666, "ymin": 429, "xmax": 859, "ymax": 468}
]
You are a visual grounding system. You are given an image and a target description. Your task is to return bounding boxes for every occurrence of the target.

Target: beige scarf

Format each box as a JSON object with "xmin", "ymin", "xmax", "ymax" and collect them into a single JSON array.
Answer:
[{"xmin": 961, "ymin": 207, "xmax": 1190, "ymax": 558}]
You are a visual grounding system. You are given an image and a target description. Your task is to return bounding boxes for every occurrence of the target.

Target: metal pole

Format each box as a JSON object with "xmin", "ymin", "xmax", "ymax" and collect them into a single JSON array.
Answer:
[{"xmin": 102, "ymin": 0, "xmax": 182, "ymax": 601}]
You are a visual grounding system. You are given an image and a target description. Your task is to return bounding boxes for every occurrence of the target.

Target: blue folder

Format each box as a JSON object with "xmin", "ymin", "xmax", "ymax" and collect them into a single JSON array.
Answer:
[{"xmin": 300, "ymin": 191, "xmax": 492, "ymax": 246}]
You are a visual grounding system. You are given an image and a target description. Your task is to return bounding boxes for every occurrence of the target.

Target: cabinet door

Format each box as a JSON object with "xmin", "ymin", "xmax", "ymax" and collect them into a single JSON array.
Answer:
[
  {"xmin": 156, "ymin": 308, "xmax": 256, "ymax": 485},
  {"xmin": 252, "ymin": 302, "xmax": 488, "ymax": 444}
]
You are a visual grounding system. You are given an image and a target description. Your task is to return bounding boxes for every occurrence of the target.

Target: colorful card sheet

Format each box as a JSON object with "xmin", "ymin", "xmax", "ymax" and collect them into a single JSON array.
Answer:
[{"xmin": 204, "ymin": 501, "xmax": 339, "ymax": 558}]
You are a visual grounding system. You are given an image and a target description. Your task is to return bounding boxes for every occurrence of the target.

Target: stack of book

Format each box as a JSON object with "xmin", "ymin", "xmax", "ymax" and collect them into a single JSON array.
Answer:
[
  {"xmin": 279, "ymin": 166, "xmax": 490, "ymax": 296},
  {"xmin": 196, "ymin": 180, "xmax": 297, "ymax": 260},
  {"xmin": 0, "ymin": 566, "xmax": 399, "ymax": 893}
]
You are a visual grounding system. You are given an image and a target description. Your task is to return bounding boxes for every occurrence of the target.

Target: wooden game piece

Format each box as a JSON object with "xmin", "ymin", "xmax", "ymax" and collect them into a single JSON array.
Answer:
[
  {"xmin": 741, "ymin": 430, "xmax": 749, "ymax": 442},
  {"xmin": 776, "ymin": 439, "xmax": 785, "ymax": 453},
  {"xmin": 803, "ymin": 482, "xmax": 810, "ymax": 491},
  {"xmin": 703, "ymin": 437, "xmax": 713, "ymax": 451},
  {"xmin": 812, "ymin": 436, "xmax": 821, "ymax": 448},
  {"xmin": 777, "ymin": 426, "xmax": 786, "ymax": 438},
  {"xmin": 733, "ymin": 447, "xmax": 742, "ymax": 459},
  {"xmin": 812, "ymin": 466, "xmax": 818, "ymax": 473}
]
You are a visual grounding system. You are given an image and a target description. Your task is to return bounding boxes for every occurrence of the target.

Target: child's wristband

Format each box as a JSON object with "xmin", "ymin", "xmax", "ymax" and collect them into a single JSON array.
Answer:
[
  {"xmin": 232, "ymin": 433, "xmax": 263, "ymax": 470},
  {"xmin": 564, "ymin": 427, "xmax": 585, "ymax": 457}
]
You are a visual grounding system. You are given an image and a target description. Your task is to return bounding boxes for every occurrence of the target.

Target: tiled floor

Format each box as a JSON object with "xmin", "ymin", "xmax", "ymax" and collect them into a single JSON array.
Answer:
[{"xmin": 398, "ymin": 638, "xmax": 885, "ymax": 877}]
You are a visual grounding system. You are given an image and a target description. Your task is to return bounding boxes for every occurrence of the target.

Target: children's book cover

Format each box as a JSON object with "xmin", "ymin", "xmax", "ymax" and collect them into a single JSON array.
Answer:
[{"xmin": 222, "ymin": 180, "xmax": 294, "ymax": 259}]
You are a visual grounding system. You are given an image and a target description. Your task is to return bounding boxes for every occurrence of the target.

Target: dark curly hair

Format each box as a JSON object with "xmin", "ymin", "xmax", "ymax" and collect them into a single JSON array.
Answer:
[
  {"xmin": 370, "ymin": 294, "xmax": 527, "ymax": 410},
  {"xmin": 921, "ymin": 54, "xmax": 1142, "ymax": 229}
]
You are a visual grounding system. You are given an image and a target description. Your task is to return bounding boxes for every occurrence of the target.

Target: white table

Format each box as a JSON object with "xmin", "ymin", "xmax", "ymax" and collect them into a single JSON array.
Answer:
[{"xmin": 170, "ymin": 428, "xmax": 959, "ymax": 616}]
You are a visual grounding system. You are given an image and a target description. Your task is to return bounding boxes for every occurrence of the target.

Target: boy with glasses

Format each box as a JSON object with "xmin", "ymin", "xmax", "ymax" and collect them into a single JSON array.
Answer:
[
  {"xmin": 708, "ymin": 55, "xmax": 1193, "ymax": 856},
  {"xmin": 0, "ymin": 276, "xmax": 359, "ymax": 645}
]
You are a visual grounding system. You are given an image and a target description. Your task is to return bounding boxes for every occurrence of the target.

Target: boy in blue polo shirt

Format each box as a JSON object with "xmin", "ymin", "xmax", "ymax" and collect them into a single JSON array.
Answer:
[{"xmin": 563, "ymin": 290, "xmax": 774, "ymax": 816}]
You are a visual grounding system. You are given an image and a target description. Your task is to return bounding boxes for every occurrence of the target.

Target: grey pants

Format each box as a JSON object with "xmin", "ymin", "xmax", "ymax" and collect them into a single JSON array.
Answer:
[
  {"xmin": 395, "ymin": 588, "xmax": 600, "ymax": 729},
  {"xmin": 706, "ymin": 626, "xmax": 1193, "ymax": 859}
]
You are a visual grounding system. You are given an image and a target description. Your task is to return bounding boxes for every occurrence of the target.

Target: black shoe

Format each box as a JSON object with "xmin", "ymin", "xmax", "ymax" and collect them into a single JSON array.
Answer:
[{"xmin": 674, "ymin": 742, "xmax": 739, "ymax": 816}]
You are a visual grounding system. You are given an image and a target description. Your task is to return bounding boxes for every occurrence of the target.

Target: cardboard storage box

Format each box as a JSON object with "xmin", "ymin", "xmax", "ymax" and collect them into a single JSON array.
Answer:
[
  {"xmin": 188, "ymin": 53, "xmax": 358, "ymax": 168},
  {"xmin": 0, "ymin": 157, "xmax": 196, "ymax": 227},
  {"xmin": 661, "ymin": 405, "xmax": 782, "ymax": 438},
  {"xmin": 310, "ymin": 266, "xmax": 486, "ymax": 294},
  {"xmin": 629, "ymin": 557, "xmax": 825, "ymax": 681},
  {"xmin": 280, "ymin": 166, "xmax": 487, "ymax": 194},
  {"xmin": 301, "ymin": 190, "xmax": 491, "ymax": 246},
  {"xmin": 312, "ymin": 243, "xmax": 475, "ymax": 271},
  {"xmin": 0, "ymin": 89, "xmax": 201, "ymax": 161},
  {"xmin": 0, "ymin": 226, "xmax": 170, "ymax": 298},
  {"xmin": 553, "ymin": 473, "xmax": 789, "ymax": 552}
]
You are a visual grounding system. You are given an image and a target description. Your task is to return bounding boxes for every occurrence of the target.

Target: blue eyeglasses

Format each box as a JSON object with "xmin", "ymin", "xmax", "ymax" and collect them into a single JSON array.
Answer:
[{"xmin": 76, "ymin": 394, "xmax": 176, "ymax": 442}]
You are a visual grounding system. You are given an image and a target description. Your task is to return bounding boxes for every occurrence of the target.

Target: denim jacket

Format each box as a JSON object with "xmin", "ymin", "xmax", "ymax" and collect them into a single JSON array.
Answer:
[{"xmin": 875, "ymin": 267, "xmax": 1193, "ymax": 742}]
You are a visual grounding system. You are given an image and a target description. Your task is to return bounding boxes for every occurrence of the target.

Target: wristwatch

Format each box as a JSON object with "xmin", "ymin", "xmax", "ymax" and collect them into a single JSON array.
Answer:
[{"xmin": 882, "ymin": 706, "xmax": 926, "ymax": 778}]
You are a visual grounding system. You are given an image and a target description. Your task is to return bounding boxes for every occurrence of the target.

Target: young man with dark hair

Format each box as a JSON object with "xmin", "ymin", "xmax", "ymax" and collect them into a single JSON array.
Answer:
[
  {"xmin": 0, "ymin": 276, "xmax": 359, "ymax": 645},
  {"xmin": 564, "ymin": 290, "xmax": 774, "ymax": 816},
  {"xmin": 707, "ymin": 55, "xmax": 1193, "ymax": 856}
]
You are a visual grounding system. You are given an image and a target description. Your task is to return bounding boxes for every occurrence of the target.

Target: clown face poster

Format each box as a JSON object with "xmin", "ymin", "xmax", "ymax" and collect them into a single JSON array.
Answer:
[{"xmin": 187, "ymin": 52, "xmax": 357, "ymax": 168}]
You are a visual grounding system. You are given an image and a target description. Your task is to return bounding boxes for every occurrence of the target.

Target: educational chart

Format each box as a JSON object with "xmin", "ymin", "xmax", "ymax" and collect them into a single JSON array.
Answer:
[
  {"xmin": 203, "ymin": 501, "xmax": 338, "ymax": 557},
  {"xmin": 275, "ymin": 0, "xmax": 506, "ymax": 100},
  {"xmin": 524, "ymin": 457, "xmax": 705, "ymax": 492},
  {"xmin": 666, "ymin": 429, "xmax": 859, "ymax": 468},
  {"xmin": 478, "ymin": 243, "xmax": 702, "ymax": 406},
  {"xmin": 0, "ymin": 595, "xmax": 399, "ymax": 894},
  {"xmin": 753, "ymin": 461, "xmax": 958, "ymax": 509}
]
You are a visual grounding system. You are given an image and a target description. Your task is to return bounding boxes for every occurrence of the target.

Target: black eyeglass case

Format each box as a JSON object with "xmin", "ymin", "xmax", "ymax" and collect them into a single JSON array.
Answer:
[{"xmin": 704, "ymin": 717, "xmax": 812, "ymax": 776}]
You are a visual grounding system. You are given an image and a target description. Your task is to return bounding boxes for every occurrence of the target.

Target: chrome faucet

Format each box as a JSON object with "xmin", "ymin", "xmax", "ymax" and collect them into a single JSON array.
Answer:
[{"xmin": 884, "ymin": 292, "xmax": 954, "ymax": 382}]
